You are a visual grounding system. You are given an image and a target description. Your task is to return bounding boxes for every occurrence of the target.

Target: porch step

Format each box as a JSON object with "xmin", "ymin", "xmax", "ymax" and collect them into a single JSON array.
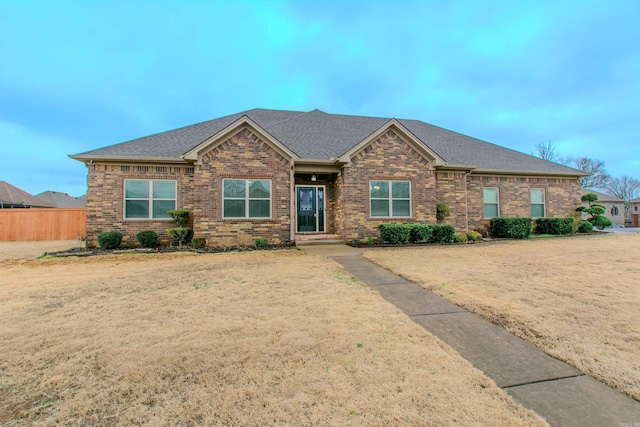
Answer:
[
  {"xmin": 295, "ymin": 239, "xmax": 345, "ymax": 246},
  {"xmin": 295, "ymin": 234, "xmax": 344, "ymax": 245}
]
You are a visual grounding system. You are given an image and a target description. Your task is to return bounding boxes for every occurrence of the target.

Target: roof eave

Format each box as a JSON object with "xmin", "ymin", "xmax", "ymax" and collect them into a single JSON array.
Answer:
[
  {"xmin": 69, "ymin": 154, "xmax": 190, "ymax": 164},
  {"xmin": 472, "ymin": 168, "xmax": 590, "ymax": 177},
  {"xmin": 182, "ymin": 115, "xmax": 299, "ymax": 163}
]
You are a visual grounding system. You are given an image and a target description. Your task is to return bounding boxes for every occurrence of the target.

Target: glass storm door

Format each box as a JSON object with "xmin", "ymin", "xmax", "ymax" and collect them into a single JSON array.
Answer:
[{"xmin": 297, "ymin": 186, "xmax": 325, "ymax": 232}]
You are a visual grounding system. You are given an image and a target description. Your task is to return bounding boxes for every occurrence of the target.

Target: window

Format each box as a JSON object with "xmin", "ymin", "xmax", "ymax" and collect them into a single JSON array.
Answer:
[
  {"xmin": 611, "ymin": 206, "xmax": 619, "ymax": 216},
  {"xmin": 125, "ymin": 180, "xmax": 176, "ymax": 219},
  {"xmin": 370, "ymin": 180, "xmax": 411, "ymax": 217},
  {"xmin": 223, "ymin": 179, "xmax": 271, "ymax": 218},
  {"xmin": 531, "ymin": 189, "xmax": 545, "ymax": 218},
  {"xmin": 483, "ymin": 188, "xmax": 499, "ymax": 218}
]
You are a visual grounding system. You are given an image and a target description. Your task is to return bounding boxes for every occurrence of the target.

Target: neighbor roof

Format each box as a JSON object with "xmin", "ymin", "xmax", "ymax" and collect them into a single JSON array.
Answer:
[
  {"xmin": 35, "ymin": 191, "xmax": 87, "ymax": 208},
  {"xmin": 580, "ymin": 189, "xmax": 624, "ymax": 202},
  {"xmin": 0, "ymin": 181, "xmax": 55, "ymax": 208},
  {"xmin": 71, "ymin": 108, "xmax": 586, "ymax": 176}
]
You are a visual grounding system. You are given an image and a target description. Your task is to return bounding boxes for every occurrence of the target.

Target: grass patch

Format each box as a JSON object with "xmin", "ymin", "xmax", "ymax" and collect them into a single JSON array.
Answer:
[
  {"xmin": 365, "ymin": 233, "xmax": 640, "ymax": 402},
  {"xmin": 0, "ymin": 250, "xmax": 545, "ymax": 425}
]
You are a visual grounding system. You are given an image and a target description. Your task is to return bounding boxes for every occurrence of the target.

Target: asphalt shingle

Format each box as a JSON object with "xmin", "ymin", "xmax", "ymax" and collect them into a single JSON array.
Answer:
[{"xmin": 73, "ymin": 108, "xmax": 584, "ymax": 175}]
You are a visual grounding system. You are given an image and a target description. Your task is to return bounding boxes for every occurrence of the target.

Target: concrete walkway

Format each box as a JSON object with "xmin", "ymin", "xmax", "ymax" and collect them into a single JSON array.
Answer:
[{"xmin": 300, "ymin": 244, "xmax": 640, "ymax": 427}]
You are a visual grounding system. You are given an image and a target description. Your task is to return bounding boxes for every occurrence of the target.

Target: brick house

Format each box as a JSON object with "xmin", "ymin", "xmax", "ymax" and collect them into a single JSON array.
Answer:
[{"xmin": 71, "ymin": 108, "xmax": 587, "ymax": 247}]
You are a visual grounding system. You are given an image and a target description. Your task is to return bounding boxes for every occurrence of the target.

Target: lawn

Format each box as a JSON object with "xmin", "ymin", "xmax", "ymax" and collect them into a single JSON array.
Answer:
[
  {"xmin": 0, "ymin": 246, "xmax": 545, "ymax": 426},
  {"xmin": 364, "ymin": 233, "xmax": 640, "ymax": 402}
]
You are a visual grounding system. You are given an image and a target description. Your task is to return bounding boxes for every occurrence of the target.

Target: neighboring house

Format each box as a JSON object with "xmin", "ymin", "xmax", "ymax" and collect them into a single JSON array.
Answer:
[
  {"xmin": 631, "ymin": 198, "xmax": 640, "ymax": 227},
  {"xmin": 70, "ymin": 108, "xmax": 587, "ymax": 247},
  {"xmin": 36, "ymin": 191, "xmax": 87, "ymax": 208},
  {"xmin": 580, "ymin": 189, "xmax": 625, "ymax": 226},
  {"xmin": 0, "ymin": 181, "xmax": 55, "ymax": 208}
]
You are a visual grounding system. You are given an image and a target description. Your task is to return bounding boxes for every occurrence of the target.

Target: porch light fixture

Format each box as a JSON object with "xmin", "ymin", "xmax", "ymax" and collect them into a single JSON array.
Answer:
[{"xmin": 311, "ymin": 174, "xmax": 317, "ymax": 182}]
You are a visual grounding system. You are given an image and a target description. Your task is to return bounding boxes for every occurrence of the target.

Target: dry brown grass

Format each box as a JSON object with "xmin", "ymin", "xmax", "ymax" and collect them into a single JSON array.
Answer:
[
  {"xmin": 0, "ymin": 240, "xmax": 84, "ymax": 260},
  {"xmin": 364, "ymin": 233, "xmax": 640, "ymax": 402},
  {"xmin": 0, "ymin": 248, "xmax": 546, "ymax": 426}
]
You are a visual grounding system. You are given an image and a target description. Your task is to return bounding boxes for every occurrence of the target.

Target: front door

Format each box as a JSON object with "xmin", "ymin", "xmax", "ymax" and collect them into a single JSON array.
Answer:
[{"xmin": 297, "ymin": 186, "xmax": 325, "ymax": 232}]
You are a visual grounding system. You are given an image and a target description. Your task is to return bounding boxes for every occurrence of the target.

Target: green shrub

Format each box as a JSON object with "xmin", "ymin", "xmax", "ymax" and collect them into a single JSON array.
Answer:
[
  {"xmin": 167, "ymin": 227, "xmax": 191, "ymax": 247},
  {"xmin": 466, "ymin": 231, "xmax": 483, "ymax": 241},
  {"xmin": 136, "ymin": 230, "xmax": 158, "ymax": 248},
  {"xmin": 192, "ymin": 237, "xmax": 206, "ymax": 249},
  {"xmin": 378, "ymin": 224, "xmax": 411, "ymax": 244},
  {"xmin": 167, "ymin": 209, "xmax": 189, "ymax": 227},
  {"xmin": 97, "ymin": 231, "xmax": 123, "ymax": 250},
  {"xmin": 454, "ymin": 232, "xmax": 468, "ymax": 243},
  {"xmin": 436, "ymin": 203, "xmax": 450, "ymax": 223},
  {"xmin": 409, "ymin": 224, "xmax": 433, "ymax": 243},
  {"xmin": 255, "ymin": 238, "xmax": 269, "ymax": 248},
  {"xmin": 534, "ymin": 218, "xmax": 574, "ymax": 235},
  {"xmin": 591, "ymin": 215, "xmax": 612, "ymax": 230},
  {"xmin": 489, "ymin": 217, "xmax": 532, "ymax": 239},
  {"xmin": 577, "ymin": 220, "xmax": 594, "ymax": 233},
  {"xmin": 430, "ymin": 224, "xmax": 456, "ymax": 243}
]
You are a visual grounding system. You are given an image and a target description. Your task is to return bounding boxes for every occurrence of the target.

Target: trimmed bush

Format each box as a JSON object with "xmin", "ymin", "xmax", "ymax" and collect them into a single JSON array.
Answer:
[
  {"xmin": 430, "ymin": 224, "xmax": 456, "ymax": 244},
  {"xmin": 97, "ymin": 231, "xmax": 123, "ymax": 250},
  {"xmin": 591, "ymin": 215, "xmax": 612, "ymax": 230},
  {"xmin": 136, "ymin": 230, "xmax": 158, "ymax": 248},
  {"xmin": 255, "ymin": 238, "xmax": 268, "ymax": 248},
  {"xmin": 167, "ymin": 227, "xmax": 190, "ymax": 247},
  {"xmin": 378, "ymin": 224, "xmax": 411, "ymax": 244},
  {"xmin": 436, "ymin": 203, "xmax": 450, "ymax": 223},
  {"xmin": 192, "ymin": 237, "xmax": 206, "ymax": 249},
  {"xmin": 466, "ymin": 231, "xmax": 483, "ymax": 241},
  {"xmin": 409, "ymin": 224, "xmax": 433, "ymax": 243},
  {"xmin": 489, "ymin": 217, "xmax": 532, "ymax": 239},
  {"xmin": 454, "ymin": 232, "xmax": 468, "ymax": 243},
  {"xmin": 577, "ymin": 220, "xmax": 594, "ymax": 233},
  {"xmin": 534, "ymin": 217, "xmax": 574, "ymax": 235},
  {"xmin": 167, "ymin": 209, "xmax": 189, "ymax": 227}
]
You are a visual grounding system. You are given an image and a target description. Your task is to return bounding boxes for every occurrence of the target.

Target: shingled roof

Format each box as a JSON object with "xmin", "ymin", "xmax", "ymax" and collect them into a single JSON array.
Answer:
[
  {"xmin": 0, "ymin": 181, "xmax": 54, "ymax": 208},
  {"xmin": 71, "ymin": 108, "xmax": 586, "ymax": 176}
]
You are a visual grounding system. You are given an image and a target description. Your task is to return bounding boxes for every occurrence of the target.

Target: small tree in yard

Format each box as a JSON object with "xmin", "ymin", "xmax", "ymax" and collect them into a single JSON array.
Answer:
[
  {"xmin": 167, "ymin": 209, "xmax": 191, "ymax": 247},
  {"xmin": 576, "ymin": 193, "xmax": 612, "ymax": 230}
]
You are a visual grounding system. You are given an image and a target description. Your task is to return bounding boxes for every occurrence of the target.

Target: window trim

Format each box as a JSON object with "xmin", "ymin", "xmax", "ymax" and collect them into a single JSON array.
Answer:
[
  {"xmin": 123, "ymin": 179, "xmax": 177, "ymax": 220},
  {"xmin": 483, "ymin": 187, "xmax": 500, "ymax": 219},
  {"xmin": 530, "ymin": 188, "xmax": 546, "ymax": 218},
  {"xmin": 369, "ymin": 180, "xmax": 412, "ymax": 218},
  {"xmin": 222, "ymin": 178, "xmax": 272, "ymax": 219}
]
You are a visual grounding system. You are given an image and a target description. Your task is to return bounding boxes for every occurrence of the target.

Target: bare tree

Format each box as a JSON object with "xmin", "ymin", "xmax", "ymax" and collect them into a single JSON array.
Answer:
[
  {"xmin": 569, "ymin": 157, "xmax": 611, "ymax": 190},
  {"xmin": 532, "ymin": 141, "xmax": 558, "ymax": 162},
  {"xmin": 606, "ymin": 176, "xmax": 640, "ymax": 220}
]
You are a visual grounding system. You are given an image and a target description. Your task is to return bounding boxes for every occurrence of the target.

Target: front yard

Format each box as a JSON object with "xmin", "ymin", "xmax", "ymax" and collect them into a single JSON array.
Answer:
[
  {"xmin": 0, "ymin": 247, "xmax": 544, "ymax": 426},
  {"xmin": 364, "ymin": 233, "xmax": 640, "ymax": 402}
]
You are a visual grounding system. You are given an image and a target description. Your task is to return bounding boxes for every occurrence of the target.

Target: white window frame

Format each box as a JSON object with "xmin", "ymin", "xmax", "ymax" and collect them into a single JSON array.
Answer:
[
  {"xmin": 483, "ymin": 187, "xmax": 500, "ymax": 219},
  {"xmin": 222, "ymin": 179, "xmax": 272, "ymax": 219},
  {"xmin": 530, "ymin": 188, "xmax": 545, "ymax": 218},
  {"xmin": 124, "ymin": 179, "xmax": 177, "ymax": 220},
  {"xmin": 369, "ymin": 180, "xmax": 412, "ymax": 218}
]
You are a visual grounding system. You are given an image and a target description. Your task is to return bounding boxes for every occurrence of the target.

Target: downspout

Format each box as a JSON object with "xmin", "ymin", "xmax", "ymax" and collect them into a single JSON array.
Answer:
[
  {"xmin": 464, "ymin": 170, "xmax": 472, "ymax": 231},
  {"xmin": 290, "ymin": 161, "xmax": 295, "ymax": 243}
]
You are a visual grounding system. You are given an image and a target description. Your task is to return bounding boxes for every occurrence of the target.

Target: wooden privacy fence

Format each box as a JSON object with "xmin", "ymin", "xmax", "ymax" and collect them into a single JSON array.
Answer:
[{"xmin": 0, "ymin": 208, "xmax": 86, "ymax": 241}]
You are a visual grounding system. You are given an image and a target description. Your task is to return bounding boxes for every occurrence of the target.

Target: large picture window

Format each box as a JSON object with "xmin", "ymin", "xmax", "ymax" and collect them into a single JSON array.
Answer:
[
  {"xmin": 531, "ymin": 189, "xmax": 545, "ymax": 218},
  {"xmin": 370, "ymin": 180, "xmax": 411, "ymax": 217},
  {"xmin": 483, "ymin": 188, "xmax": 499, "ymax": 218},
  {"xmin": 223, "ymin": 179, "xmax": 271, "ymax": 218},
  {"xmin": 125, "ymin": 179, "xmax": 176, "ymax": 219}
]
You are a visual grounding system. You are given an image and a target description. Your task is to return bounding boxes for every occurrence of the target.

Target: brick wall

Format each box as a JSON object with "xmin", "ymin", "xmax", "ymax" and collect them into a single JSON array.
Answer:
[
  {"xmin": 339, "ymin": 130, "xmax": 437, "ymax": 241},
  {"xmin": 466, "ymin": 174, "xmax": 582, "ymax": 231},
  {"xmin": 86, "ymin": 164, "xmax": 194, "ymax": 248},
  {"xmin": 435, "ymin": 171, "xmax": 468, "ymax": 230},
  {"xmin": 192, "ymin": 128, "xmax": 291, "ymax": 246}
]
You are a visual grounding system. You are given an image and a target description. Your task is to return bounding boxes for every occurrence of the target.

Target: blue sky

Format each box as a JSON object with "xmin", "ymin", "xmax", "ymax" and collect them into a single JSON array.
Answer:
[{"xmin": 2, "ymin": 0, "xmax": 638, "ymax": 197}]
